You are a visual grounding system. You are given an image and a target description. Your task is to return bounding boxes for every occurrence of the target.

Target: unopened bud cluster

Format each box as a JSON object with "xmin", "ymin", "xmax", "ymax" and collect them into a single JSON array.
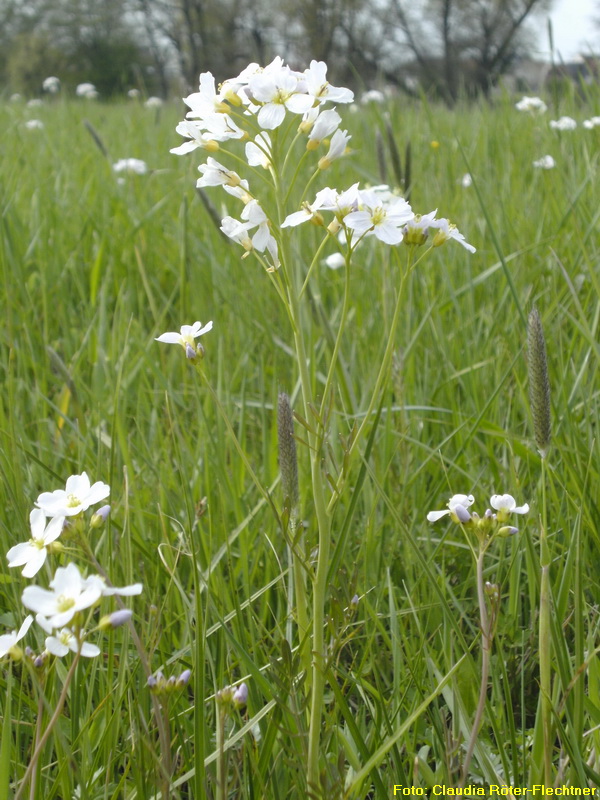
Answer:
[
  {"xmin": 147, "ymin": 668, "xmax": 192, "ymax": 695},
  {"xmin": 216, "ymin": 681, "xmax": 248, "ymax": 710}
]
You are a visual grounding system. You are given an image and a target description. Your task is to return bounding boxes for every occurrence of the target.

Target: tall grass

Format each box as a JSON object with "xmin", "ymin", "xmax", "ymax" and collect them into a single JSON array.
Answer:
[{"xmin": 1, "ymin": 86, "xmax": 599, "ymax": 798}]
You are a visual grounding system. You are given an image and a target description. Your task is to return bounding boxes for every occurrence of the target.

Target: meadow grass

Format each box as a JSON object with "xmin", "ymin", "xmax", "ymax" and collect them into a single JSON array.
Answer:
[{"xmin": 0, "ymin": 86, "xmax": 599, "ymax": 799}]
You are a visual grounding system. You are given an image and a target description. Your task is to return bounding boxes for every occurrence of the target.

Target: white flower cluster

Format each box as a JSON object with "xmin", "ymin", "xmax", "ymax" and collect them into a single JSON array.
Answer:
[
  {"xmin": 427, "ymin": 492, "xmax": 529, "ymax": 532},
  {"xmin": 283, "ymin": 185, "xmax": 475, "ymax": 252},
  {"xmin": 549, "ymin": 116, "xmax": 577, "ymax": 131},
  {"xmin": 583, "ymin": 116, "xmax": 600, "ymax": 129},
  {"xmin": 1, "ymin": 472, "xmax": 142, "ymax": 662},
  {"xmin": 515, "ymin": 96, "xmax": 547, "ymax": 114},
  {"xmin": 113, "ymin": 158, "xmax": 149, "ymax": 176},
  {"xmin": 533, "ymin": 155, "xmax": 555, "ymax": 170},
  {"xmin": 171, "ymin": 58, "xmax": 475, "ymax": 268},
  {"xmin": 76, "ymin": 82, "xmax": 99, "ymax": 100}
]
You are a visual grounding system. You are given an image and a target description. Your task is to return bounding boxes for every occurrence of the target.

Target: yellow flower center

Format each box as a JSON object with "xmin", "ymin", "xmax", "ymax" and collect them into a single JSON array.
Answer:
[
  {"xmin": 56, "ymin": 595, "xmax": 76, "ymax": 613},
  {"xmin": 66, "ymin": 493, "xmax": 81, "ymax": 509}
]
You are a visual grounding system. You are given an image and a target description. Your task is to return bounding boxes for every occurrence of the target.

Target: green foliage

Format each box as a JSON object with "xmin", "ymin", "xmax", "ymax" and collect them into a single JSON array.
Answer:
[{"xmin": 0, "ymin": 90, "xmax": 599, "ymax": 798}]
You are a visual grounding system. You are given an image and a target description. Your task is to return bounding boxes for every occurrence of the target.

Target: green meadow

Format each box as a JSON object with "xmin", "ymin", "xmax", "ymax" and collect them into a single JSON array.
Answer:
[{"xmin": 1, "ymin": 85, "xmax": 600, "ymax": 799}]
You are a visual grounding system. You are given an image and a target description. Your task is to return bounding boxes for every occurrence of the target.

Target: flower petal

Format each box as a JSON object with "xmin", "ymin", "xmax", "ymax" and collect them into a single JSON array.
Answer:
[{"xmin": 426, "ymin": 509, "xmax": 450, "ymax": 522}]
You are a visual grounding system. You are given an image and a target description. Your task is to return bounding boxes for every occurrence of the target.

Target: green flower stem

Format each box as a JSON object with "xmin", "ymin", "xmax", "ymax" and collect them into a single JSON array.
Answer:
[
  {"xmin": 15, "ymin": 652, "xmax": 81, "ymax": 800},
  {"xmin": 275, "ymin": 165, "xmax": 332, "ymax": 788},
  {"xmin": 539, "ymin": 455, "xmax": 552, "ymax": 784},
  {"xmin": 318, "ymin": 249, "xmax": 351, "ymax": 421},
  {"xmin": 327, "ymin": 254, "xmax": 408, "ymax": 514},
  {"xmin": 461, "ymin": 543, "xmax": 492, "ymax": 785},
  {"xmin": 216, "ymin": 706, "xmax": 227, "ymax": 800}
]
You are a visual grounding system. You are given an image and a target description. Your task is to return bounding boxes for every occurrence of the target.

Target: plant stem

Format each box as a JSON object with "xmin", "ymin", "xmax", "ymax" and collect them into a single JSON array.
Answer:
[
  {"xmin": 15, "ymin": 653, "xmax": 81, "ymax": 800},
  {"xmin": 539, "ymin": 455, "xmax": 552, "ymax": 784},
  {"xmin": 216, "ymin": 707, "xmax": 227, "ymax": 800},
  {"xmin": 461, "ymin": 545, "xmax": 491, "ymax": 785}
]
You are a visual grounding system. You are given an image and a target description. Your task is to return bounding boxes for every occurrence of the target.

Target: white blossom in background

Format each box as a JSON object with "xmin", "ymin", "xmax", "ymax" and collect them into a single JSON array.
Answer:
[
  {"xmin": 324, "ymin": 253, "xmax": 345, "ymax": 270},
  {"xmin": 25, "ymin": 119, "xmax": 44, "ymax": 130},
  {"xmin": 36, "ymin": 472, "xmax": 110, "ymax": 518},
  {"xmin": 583, "ymin": 116, "xmax": 600, "ymax": 129},
  {"xmin": 515, "ymin": 96, "xmax": 547, "ymax": 114},
  {"xmin": 145, "ymin": 96, "xmax": 163, "ymax": 108},
  {"xmin": 128, "ymin": 88, "xmax": 140, "ymax": 99},
  {"xmin": 27, "ymin": 98, "xmax": 43, "ymax": 108},
  {"xmin": 549, "ymin": 116, "xmax": 577, "ymax": 131},
  {"xmin": 533, "ymin": 155, "xmax": 555, "ymax": 169},
  {"xmin": 22, "ymin": 563, "xmax": 103, "ymax": 629},
  {"xmin": 0, "ymin": 616, "xmax": 33, "ymax": 659},
  {"xmin": 10, "ymin": 93, "xmax": 22, "ymax": 102},
  {"xmin": 461, "ymin": 173, "xmax": 473, "ymax": 188},
  {"xmin": 7, "ymin": 509, "xmax": 65, "ymax": 578},
  {"xmin": 43, "ymin": 76, "xmax": 60, "ymax": 93},
  {"xmin": 360, "ymin": 89, "xmax": 385, "ymax": 104},
  {"xmin": 76, "ymin": 83, "xmax": 98, "ymax": 99},
  {"xmin": 113, "ymin": 158, "xmax": 149, "ymax": 175}
]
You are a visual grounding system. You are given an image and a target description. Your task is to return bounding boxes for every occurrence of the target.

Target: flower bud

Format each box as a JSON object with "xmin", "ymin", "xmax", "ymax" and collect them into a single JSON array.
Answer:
[
  {"xmin": 233, "ymin": 682, "xmax": 248, "ymax": 708},
  {"xmin": 450, "ymin": 504, "xmax": 471, "ymax": 524},
  {"xmin": 497, "ymin": 525, "xmax": 519, "ymax": 537},
  {"xmin": 177, "ymin": 669, "xmax": 192, "ymax": 687},
  {"xmin": 100, "ymin": 609, "xmax": 133, "ymax": 629},
  {"xmin": 90, "ymin": 505, "xmax": 111, "ymax": 528}
]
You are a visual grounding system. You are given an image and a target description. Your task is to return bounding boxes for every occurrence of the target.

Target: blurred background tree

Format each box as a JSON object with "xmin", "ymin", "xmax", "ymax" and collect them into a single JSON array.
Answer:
[{"xmin": 0, "ymin": 0, "xmax": 564, "ymax": 99}]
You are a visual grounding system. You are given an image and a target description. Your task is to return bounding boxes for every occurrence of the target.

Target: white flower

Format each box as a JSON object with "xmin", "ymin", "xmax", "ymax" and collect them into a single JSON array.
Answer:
[
  {"xmin": 43, "ymin": 626, "xmax": 100, "ymax": 658},
  {"xmin": 533, "ymin": 155, "xmax": 555, "ymax": 169},
  {"xmin": 43, "ymin": 76, "xmax": 60, "ymax": 93},
  {"xmin": 196, "ymin": 158, "xmax": 249, "ymax": 201},
  {"xmin": 0, "ymin": 616, "xmax": 33, "ymax": 659},
  {"xmin": 155, "ymin": 321, "xmax": 213, "ymax": 355},
  {"xmin": 402, "ymin": 209, "xmax": 438, "ymax": 245},
  {"xmin": 247, "ymin": 65, "xmax": 314, "ymax": 129},
  {"xmin": 221, "ymin": 201, "xmax": 279, "ymax": 267},
  {"xmin": 245, "ymin": 132, "xmax": 272, "ymax": 168},
  {"xmin": 84, "ymin": 575, "xmax": 143, "ymax": 597},
  {"xmin": 490, "ymin": 494, "xmax": 529, "ymax": 521},
  {"xmin": 171, "ymin": 116, "xmax": 243, "ymax": 155},
  {"xmin": 583, "ymin": 116, "xmax": 600, "ymax": 129},
  {"xmin": 302, "ymin": 60, "xmax": 354, "ymax": 105},
  {"xmin": 461, "ymin": 173, "xmax": 473, "ymax": 188},
  {"xmin": 145, "ymin": 96, "xmax": 163, "ymax": 108},
  {"xmin": 318, "ymin": 128, "xmax": 351, "ymax": 169},
  {"xmin": 36, "ymin": 472, "xmax": 110, "ymax": 518},
  {"xmin": 184, "ymin": 73, "xmax": 228, "ymax": 117},
  {"xmin": 27, "ymin": 98, "xmax": 43, "ymax": 108},
  {"xmin": 427, "ymin": 494, "xmax": 475, "ymax": 523},
  {"xmin": 113, "ymin": 158, "xmax": 148, "ymax": 175},
  {"xmin": 308, "ymin": 108, "xmax": 341, "ymax": 146},
  {"xmin": 324, "ymin": 253, "xmax": 345, "ymax": 270},
  {"xmin": 344, "ymin": 189, "xmax": 413, "ymax": 245},
  {"xmin": 25, "ymin": 119, "xmax": 44, "ymax": 131},
  {"xmin": 430, "ymin": 218, "xmax": 476, "ymax": 253},
  {"xmin": 360, "ymin": 89, "xmax": 385, "ymax": 104},
  {"xmin": 128, "ymin": 88, "xmax": 140, "ymax": 99},
  {"xmin": 549, "ymin": 116, "xmax": 577, "ymax": 131},
  {"xmin": 7, "ymin": 509, "xmax": 65, "ymax": 578},
  {"xmin": 22, "ymin": 563, "xmax": 102, "ymax": 630},
  {"xmin": 515, "ymin": 96, "xmax": 547, "ymax": 114},
  {"xmin": 76, "ymin": 83, "xmax": 98, "ymax": 99}
]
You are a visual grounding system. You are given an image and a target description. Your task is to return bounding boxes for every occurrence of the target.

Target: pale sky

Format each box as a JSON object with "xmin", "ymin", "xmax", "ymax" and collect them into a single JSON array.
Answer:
[{"xmin": 538, "ymin": 0, "xmax": 598, "ymax": 60}]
